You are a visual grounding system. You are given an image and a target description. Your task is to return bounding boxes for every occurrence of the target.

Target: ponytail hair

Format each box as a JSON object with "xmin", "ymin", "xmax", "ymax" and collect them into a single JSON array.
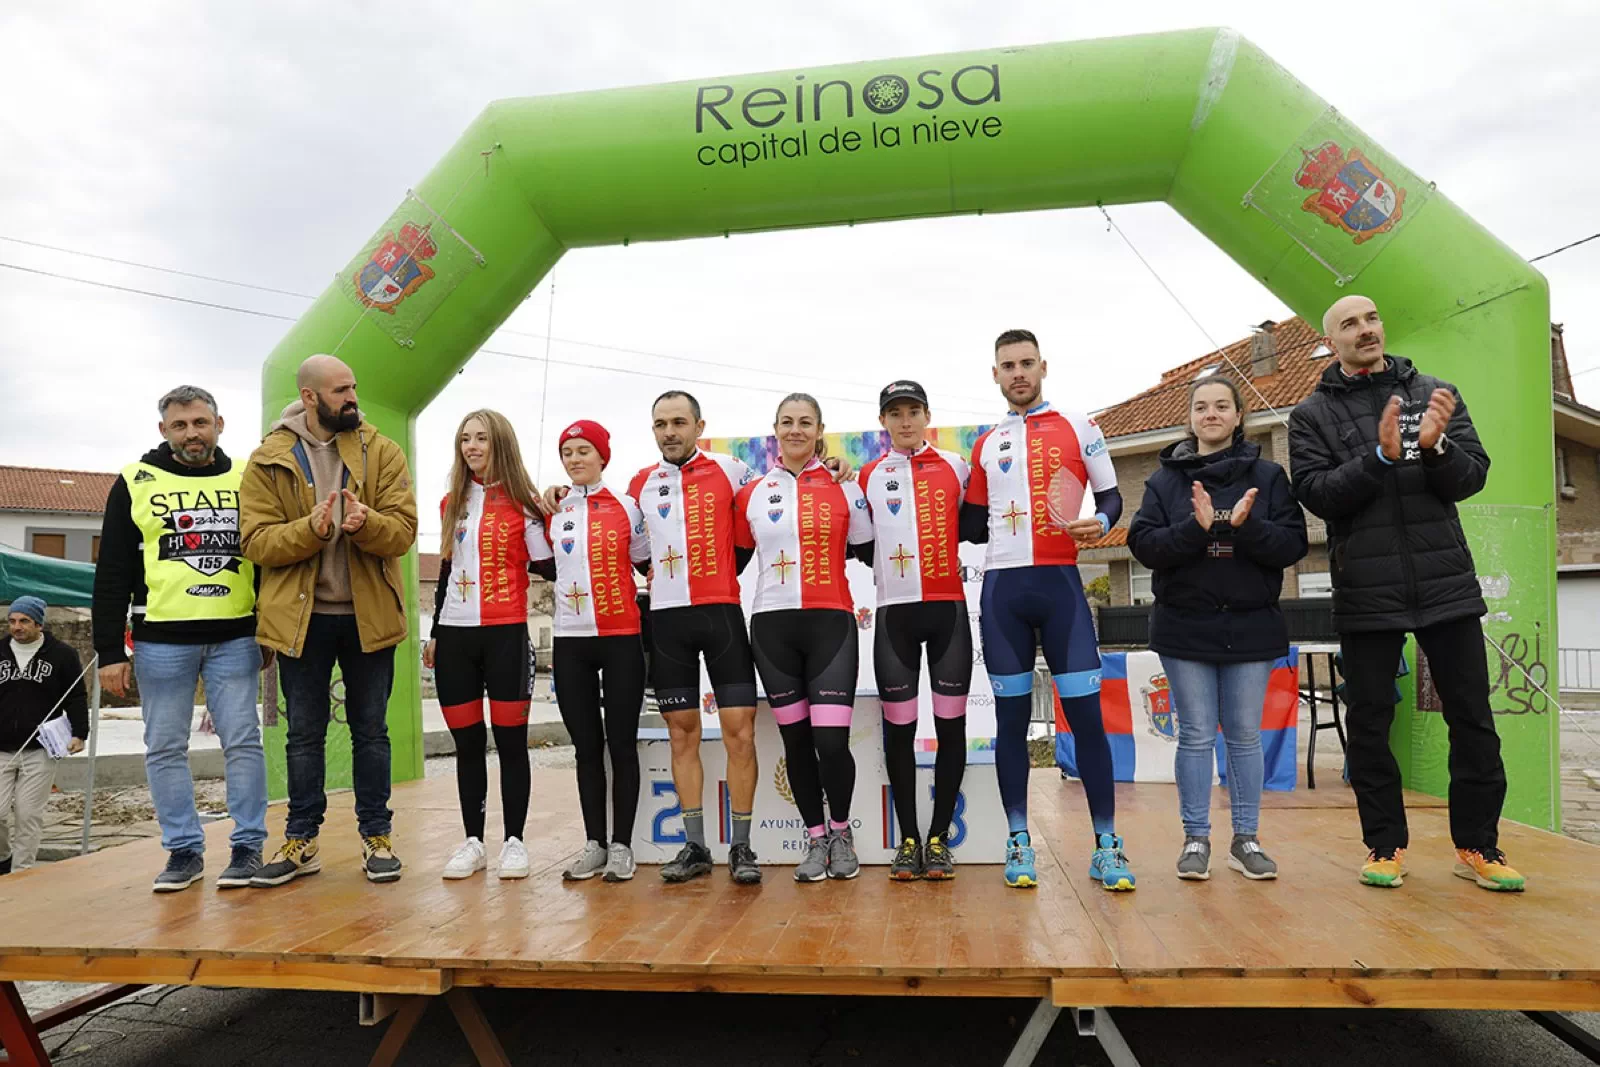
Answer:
[{"xmin": 776, "ymin": 392, "xmax": 827, "ymax": 458}]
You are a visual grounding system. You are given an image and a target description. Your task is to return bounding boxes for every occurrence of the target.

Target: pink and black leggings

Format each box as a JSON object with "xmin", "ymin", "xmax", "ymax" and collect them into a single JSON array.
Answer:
[
  {"xmin": 750, "ymin": 608, "xmax": 858, "ymax": 838},
  {"xmin": 873, "ymin": 599, "xmax": 972, "ymax": 845}
]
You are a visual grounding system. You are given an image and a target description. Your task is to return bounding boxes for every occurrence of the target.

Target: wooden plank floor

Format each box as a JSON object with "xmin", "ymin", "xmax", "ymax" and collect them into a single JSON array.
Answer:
[{"xmin": 2, "ymin": 770, "xmax": 1597, "ymax": 1009}]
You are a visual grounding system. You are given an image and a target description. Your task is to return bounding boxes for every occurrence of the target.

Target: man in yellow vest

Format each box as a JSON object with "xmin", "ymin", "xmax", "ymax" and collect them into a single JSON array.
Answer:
[
  {"xmin": 93, "ymin": 385, "xmax": 271, "ymax": 892},
  {"xmin": 240, "ymin": 354, "xmax": 418, "ymax": 886}
]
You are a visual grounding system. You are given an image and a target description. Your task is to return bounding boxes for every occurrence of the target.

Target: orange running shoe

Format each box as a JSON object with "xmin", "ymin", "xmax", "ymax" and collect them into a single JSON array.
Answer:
[
  {"xmin": 1359, "ymin": 846, "xmax": 1407, "ymax": 888},
  {"xmin": 1454, "ymin": 847, "xmax": 1526, "ymax": 892}
]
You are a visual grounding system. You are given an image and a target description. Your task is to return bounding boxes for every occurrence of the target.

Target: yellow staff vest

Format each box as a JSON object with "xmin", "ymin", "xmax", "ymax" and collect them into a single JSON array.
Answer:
[{"xmin": 122, "ymin": 462, "xmax": 255, "ymax": 623}]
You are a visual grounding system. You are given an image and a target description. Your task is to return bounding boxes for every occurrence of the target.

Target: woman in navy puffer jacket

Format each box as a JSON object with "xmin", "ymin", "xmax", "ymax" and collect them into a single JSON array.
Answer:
[{"xmin": 1128, "ymin": 376, "xmax": 1307, "ymax": 884}]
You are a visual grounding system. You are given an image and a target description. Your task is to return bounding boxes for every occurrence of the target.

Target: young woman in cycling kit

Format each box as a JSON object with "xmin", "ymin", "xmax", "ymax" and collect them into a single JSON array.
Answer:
[
  {"xmin": 425, "ymin": 410, "xmax": 551, "ymax": 882},
  {"xmin": 733, "ymin": 393, "xmax": 875, "ymax": 882},
  {"xmin": 539, "ymin": 420, "xmax": 651, "ymax": 883},
  {"xmin": 1128, "ymin": 375, "xmax": 1306, "ymax": 881}
]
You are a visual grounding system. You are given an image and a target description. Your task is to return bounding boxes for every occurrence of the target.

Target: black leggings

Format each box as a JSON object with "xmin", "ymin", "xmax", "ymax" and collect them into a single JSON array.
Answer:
[
  {"xmin": 750, "ymin": 609, "xmax": 858, "ymax": 832},
  {"xmin": 553, "ymin": 634, "xmax": 646, "ymax": 847},
  {"xmin": 435, "ymin": 624, "xmax": 534, "ymax": 841}
]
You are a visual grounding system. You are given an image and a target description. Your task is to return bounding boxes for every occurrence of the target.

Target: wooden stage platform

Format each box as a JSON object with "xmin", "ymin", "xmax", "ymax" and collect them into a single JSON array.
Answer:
[{"xmin": 2, "ymin": 770, "xmax": 1598, "ymax": 1064}]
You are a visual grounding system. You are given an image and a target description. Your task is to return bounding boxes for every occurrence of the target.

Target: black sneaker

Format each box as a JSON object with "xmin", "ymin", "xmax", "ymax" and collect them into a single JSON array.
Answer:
[
  {"xmin": 889, "ymin": 837, "xmax": 923, "ymax": 881},
  {"xmin": 0, "ymin": 856, "xmax": 12, "ymax": 876},
  {"xmin": 922, "ymin": 835, "xmax": 956, "ymax": 881},
  {"xmin": 153, "ymin": 849, "xmax": 205, "ymax": 893},
  {"xmin": 660, "ymin": 841, "xmax": 714, "ymax": 883},
  {"xmin": 363, "ymin": 834, "xmax": 403, "ymax": 883},
  {"xmin": 216, "ymin": 846, "xmax": 264, "ymax": 889},
  {"xmin": 251, "ymin": 837, "xmax": 321, "ymax": 887},
  {"xmin": 728, "ymin": 842, "xmax": 762, "ymax": 885}
]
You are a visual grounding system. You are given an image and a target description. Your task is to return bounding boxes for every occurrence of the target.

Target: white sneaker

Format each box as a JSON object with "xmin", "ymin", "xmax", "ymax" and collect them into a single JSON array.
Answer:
[
  {"xmin": 442, "ymin": 837, "xmax": 487, "ymax": 880},
  {"xmin": 563, "ymin": 840, "xmax": 608, "ymax": 881},
  {"xmin": 602, "ymin": 842, "xmax": 636, "ymax": 882},
  {"xmin": 498, "ymin": 837, "xmax": 531, "ymax": 880}
]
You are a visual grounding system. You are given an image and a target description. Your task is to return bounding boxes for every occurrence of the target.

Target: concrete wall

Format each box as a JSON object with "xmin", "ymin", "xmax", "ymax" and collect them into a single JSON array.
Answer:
[{"xmin": 0, "ymin": 511, "xmax": 105, "ymax": 562}]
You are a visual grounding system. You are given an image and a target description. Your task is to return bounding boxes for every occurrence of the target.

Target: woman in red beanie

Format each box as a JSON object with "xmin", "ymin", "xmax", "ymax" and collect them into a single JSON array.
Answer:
[{"xmin": 535, "ymin": 420, "xmax": 651, "ymax": 882}]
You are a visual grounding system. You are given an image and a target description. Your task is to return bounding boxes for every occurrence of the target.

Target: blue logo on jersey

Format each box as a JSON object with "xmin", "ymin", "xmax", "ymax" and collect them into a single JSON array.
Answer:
[
  {"xmin": 887, "ymin": 498, "xmax": 902, "ymax": 515},
  {"xmin": 560, "ymin": 538, "xmax": 575, "ymax": 554},
  {"xmin": 657, "ymin": 504, "xmax": 671, "ymax": 519},
  {"xmin": 1085, "ymin": 438, "xmax": 1107, "ymax": 458},
  {"xmin": 768, "ymin": 509, "xmax": 784, "ymax": 523},
  {"xmin": 854, "ymin": 497, "xmax": 867, "ymax": 510},
  {"xmin": 634, "ymin": 519, "xmax": 647, "ymax": 535},
  {"xmin": 998, "ymin": 457, "xmax": 1013, "ymax": 474}
]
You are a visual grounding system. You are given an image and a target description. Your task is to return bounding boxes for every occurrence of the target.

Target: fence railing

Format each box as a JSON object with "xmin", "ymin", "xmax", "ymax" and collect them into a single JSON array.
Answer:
[{"xmin": 1559, "ymin": 647, "xmax": 1600, "ymax": 692}]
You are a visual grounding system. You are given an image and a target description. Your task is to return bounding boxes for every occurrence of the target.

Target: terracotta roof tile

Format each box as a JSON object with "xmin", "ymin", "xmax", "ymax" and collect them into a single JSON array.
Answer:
[
  {"xmin": 1095, "ymin": 318, "xmax": 1328, "ymax": 439},
  {"xmin": 0, "ymin": 466, "xmax": 119, "ymax": 514},
  {"xmin": 1081, "ymin": 526, "xmax": 1127, "ymax": 550}
]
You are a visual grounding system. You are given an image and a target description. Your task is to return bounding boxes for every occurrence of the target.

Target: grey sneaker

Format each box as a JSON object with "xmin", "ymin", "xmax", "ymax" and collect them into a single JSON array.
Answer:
[
  {"xmin": 153, "ymin": 848, "xmax": 205, "ymax": 893},
  {"xmin": 1229, "ymin": 836, "xmax": 1278, "ymax": 880},
  {"xmin": 602, "ymin": 843, "xmax": 636, "ymax": 882},
  {"xmin": 216, "ymin": 846, "xmax": 263, "ymax": 889},
  {"xmin": 794, "ymin": 834, "xmax": 830, "ymax": 882},
  {"xmin": 250, "ymin": 837, "xmax": 321, "ymax": 887},
  {"xmin": 1176, "ymin": 836, "xmax": 1211, "ymax": 881},
  {"xmin": 563, "ymin": 840, "xmax": 608, "ymax": 881},
  {"xmin": 827, "ymin": 827, "xmax": 860, "ymax": 880}
]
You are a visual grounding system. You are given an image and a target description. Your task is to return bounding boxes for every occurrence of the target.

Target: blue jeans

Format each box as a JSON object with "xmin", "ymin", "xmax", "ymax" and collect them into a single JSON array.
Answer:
[
  {"xmin": 277, "ymin": 613, "xmax": 394, "ymax": 839},
  {"xmin": 1160, "ymin": 656, "xmax": 1273, "ymax": 839},
  {"xmin": 134, "ymin": 637, "xmax": 268, "ymax": 854}
]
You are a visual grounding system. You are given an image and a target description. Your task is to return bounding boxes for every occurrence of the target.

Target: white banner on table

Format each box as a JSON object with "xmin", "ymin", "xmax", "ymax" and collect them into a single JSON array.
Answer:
[{"xmin": 633, "ymin": 699, "xmax": 1009, "ymax": 865}]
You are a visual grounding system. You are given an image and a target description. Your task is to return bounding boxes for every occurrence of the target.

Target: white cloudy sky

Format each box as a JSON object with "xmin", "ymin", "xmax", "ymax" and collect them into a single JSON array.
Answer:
[{"xmin": 1, "ymin": 2, "xmax": 1596, "ymax": 545}]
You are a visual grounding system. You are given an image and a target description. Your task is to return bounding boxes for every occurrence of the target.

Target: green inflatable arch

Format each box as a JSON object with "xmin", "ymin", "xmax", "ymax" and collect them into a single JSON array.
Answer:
[{"xmin": 260, "ymin": 28, "xmax": 1558, "ymax": 828}]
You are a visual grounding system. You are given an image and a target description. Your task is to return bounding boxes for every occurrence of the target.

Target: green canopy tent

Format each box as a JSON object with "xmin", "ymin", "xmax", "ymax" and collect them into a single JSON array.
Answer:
[{"xmin": 0, "ymin": 543, "xmax": 96, "ymax": 608}]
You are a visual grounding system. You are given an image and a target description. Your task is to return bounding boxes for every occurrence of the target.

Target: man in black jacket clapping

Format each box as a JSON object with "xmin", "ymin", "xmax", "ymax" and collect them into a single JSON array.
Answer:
[{"xmin": 1289, "ymin": 294, "xmax": 1521, "ymax": 893}]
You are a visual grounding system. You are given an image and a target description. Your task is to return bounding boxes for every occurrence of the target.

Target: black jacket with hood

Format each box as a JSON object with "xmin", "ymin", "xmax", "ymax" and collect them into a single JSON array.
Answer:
[{"xmin": 1287, "ymin": 356, "xmax": 1489, "ymax": 633}]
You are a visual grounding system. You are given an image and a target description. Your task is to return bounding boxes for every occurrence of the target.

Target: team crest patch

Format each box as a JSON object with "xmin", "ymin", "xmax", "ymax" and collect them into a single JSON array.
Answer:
[
  {"xmin": 1142, "ymin": 674, "xmax": 1176, "ymax": 741},
  {"xmin": 886, "ymin": 498, "xmax": 902, "ymax": 515},
  {"xmin": 768, "ymin": 509, "xmax": 784, "ymax": 523},
  {"xmin": 161, "ymin": 508, "xmax": 243, "ymax": 577},
  {"xmin": 998, "ymin": 457, "xmax": 1013, "ymax": 474},
  {"xmin": 353, "ymin": 222, "xmax": 437, "ymax": 313},
  {"xmin": 1294, "ymin": 140, "xmax": 1406, "ymax": 245},
  {"xmin": 560, "ymin": 538, "xmax": 575, "ymax": 554},
  {"xmin": 658, "ymin": 503, "xmax": 671, "ymax": 518}
]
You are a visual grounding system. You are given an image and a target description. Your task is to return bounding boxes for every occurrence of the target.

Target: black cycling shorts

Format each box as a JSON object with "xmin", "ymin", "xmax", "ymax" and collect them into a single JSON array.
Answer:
[
  {"xmin": 873, "ymin": 600, "xmax": 973, "ymax": 705},
  {"xmin": 749, "ymin": 608, "xmax": 858, "ymax": 727},
  {"xmin": 434, "ymin": 623, "xmax": 535, "ymax": 728},
  {"xmin": 649, "ymin": 603, "xmax": 758, "ymax": 714}
]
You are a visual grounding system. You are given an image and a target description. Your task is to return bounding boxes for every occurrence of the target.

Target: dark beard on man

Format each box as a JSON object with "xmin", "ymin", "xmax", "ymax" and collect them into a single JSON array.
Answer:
[{"xmin": 316, "ymin": 398, "xmax": 360, "ymax": 433}]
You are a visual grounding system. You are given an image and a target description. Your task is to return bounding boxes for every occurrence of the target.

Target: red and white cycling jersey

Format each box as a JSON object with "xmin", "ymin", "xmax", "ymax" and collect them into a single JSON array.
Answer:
[
  {"xmin": 626, "ymin": 449, "xmax": 757, "ymax": 610},
  {"xmin": 733, "ymin": 457, "xmax": 873, "ymax": 615},
  {"xmin": 437, "ymin": 481, "xmax": 555, "ymax": 627},
  {"xmin": 965, "ymin": 401, "xmax": 1116, "ymax": 570},
  {"xmin": 859, "ymin": 444, "xmax": 969, "ymax": 606},
  {"xmin": 547, "ymin": 483, "xmax": 650, "ymax": 637}
]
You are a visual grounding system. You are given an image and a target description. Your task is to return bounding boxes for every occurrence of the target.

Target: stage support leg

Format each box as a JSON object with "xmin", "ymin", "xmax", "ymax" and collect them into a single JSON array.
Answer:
[
  {"xmin": 366, "ymin": 997, "xmax": 429, "ymax": 1067},
  {"xmin": 1526, "ymin": 1012, "xmax": 1600, "ymax": 1064},
  {"xmin": 1002, "ymin": 996, "xmax": 1060, "ymax": 1066},
  {"xmin": 1072, "ymin": 1007, "xmax": 1142, "ymax": 1067},
  {"xmin": 363, "ymin": 990, "xmax": 510, "ymax": 1067},
  {"xmin": 0, "ymin": 981, "xmax": 51, "ymax": 1067}
]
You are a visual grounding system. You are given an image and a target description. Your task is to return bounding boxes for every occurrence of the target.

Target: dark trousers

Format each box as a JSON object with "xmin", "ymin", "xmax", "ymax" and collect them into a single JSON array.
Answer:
[
  {"xmin": 278, "ymin": 613, "xmax": 396, "ymax": 840},
  {"xmin": 1341, "ymin": 614, "xmax": 1507, "ymax": 852}
]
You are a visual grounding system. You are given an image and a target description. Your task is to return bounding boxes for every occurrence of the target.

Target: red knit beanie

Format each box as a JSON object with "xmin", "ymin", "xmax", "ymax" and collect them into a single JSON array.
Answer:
[{"xmin": 558, "ymin": 419, "xmax": 611, "ymax": 467}]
